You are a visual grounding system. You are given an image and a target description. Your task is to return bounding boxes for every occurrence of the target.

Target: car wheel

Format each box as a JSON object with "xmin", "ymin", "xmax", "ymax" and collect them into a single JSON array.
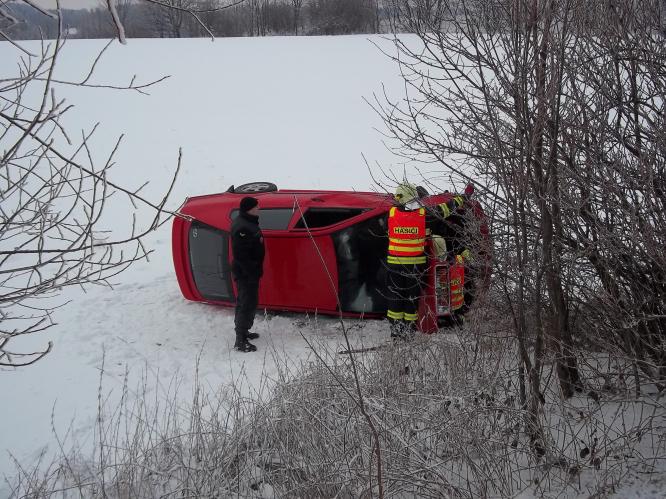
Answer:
[{"xmin": 234, "ymin": 182, "xmax": 278, "ymax": 194}]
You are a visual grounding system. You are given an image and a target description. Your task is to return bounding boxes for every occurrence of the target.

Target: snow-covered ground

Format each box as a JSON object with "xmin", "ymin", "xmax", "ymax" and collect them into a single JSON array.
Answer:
[{"xmin": 0, "ymin": 35, "xmax": 417, "ymax": 488}]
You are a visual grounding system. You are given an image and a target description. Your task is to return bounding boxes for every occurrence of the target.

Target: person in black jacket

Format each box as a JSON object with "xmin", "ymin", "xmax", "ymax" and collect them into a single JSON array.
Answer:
[{"xmin": 231, "ymin": 196, "xmax": 265, "ymax": 352}]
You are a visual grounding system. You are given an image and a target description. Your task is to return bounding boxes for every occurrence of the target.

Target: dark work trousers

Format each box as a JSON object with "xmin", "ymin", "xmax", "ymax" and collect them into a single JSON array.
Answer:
[
  {"xmin": 386, "ymin": 263, "xmax": 425, "ymax": 330},
  {"xmin": 234, "ymin": 278, "xmax": 260, "ymax": 340}
]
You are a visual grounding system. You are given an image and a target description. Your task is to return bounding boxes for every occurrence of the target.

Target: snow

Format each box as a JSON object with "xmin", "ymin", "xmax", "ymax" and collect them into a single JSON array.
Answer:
[{"xmin": 0, "ymin": 35, "xmax": 415, "ymax": 490}]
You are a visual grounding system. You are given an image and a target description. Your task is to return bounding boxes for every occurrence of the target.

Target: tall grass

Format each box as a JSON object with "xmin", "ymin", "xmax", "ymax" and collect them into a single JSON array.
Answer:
[{"xmin": 7, "ymin": 319, "xmax": 665, "ymax": 498}]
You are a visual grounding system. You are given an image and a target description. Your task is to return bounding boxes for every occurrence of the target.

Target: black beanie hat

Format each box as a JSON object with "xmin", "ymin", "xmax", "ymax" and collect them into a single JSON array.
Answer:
[{"xmin": 240, "ymin": 196, "xmax": 259, "ymax": 213}]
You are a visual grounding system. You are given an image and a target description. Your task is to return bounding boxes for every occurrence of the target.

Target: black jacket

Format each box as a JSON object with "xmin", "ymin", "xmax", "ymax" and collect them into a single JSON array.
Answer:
[
  {"xmin": 231, "ymin": 212, "xmax": 265, "ymax": 281},
  {"xmin": 425, "ymin": 198, "xmax": 467, "ymax": 257}
]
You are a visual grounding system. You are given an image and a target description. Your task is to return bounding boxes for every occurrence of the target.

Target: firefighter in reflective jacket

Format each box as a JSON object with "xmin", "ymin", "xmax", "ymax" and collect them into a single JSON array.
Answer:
[
  {"xmin": 386, "ymin": 183, "xmax": 428, "ymax": 339},
  {"xmin": 387, "ymin": 183, "xmax": 473, "ymax": 338}
]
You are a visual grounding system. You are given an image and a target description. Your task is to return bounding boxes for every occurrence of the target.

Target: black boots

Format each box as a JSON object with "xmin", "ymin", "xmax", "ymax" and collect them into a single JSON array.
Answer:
[
  {"xmin": 390, "ymin": 320, "xmax": 416, "ymax": 342},
  {"xmin": 234, "ymin": 331, "xmax": 259, "ymax": 352},
  {"xmin": 234, "ymin": 340, "xmax": 257, "ymax": 352},
  {"xmin": 389, "ymin": 321, "xmax": 401, "ymax": 341}
]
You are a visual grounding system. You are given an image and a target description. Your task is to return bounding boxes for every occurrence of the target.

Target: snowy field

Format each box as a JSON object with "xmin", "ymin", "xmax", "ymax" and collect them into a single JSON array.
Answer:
[{"xmin": 0, "ymin": 35, "xmax": 419, "ymax": 488}]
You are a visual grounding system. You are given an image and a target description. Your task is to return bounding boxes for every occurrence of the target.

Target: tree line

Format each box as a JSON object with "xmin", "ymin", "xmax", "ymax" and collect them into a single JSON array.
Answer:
[{"xmin": 4, "ymin": 0, "xmax": 391, "ymax": 39}]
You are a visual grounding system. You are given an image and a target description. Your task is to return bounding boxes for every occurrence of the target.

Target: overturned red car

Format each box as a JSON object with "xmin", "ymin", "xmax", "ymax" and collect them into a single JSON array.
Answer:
[{"xmin": 172, "ymin": 182, "xmax": 490, "ymax": 332}]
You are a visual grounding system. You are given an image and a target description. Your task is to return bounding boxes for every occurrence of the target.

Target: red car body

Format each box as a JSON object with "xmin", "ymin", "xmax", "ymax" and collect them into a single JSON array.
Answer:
[{"xmin": 172, "ymin": 188, "xmax": 489, "ymax": 331}]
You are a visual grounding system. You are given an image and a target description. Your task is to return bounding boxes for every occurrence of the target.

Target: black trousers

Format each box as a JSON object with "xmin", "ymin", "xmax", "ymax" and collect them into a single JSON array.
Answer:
[
  {"xmin": 234, "ymin": 278, "xmax": 259, "ymax": 339},
  {"xmin": 386, "ymin": 263, "xmax": 425, "ymax": 322}
]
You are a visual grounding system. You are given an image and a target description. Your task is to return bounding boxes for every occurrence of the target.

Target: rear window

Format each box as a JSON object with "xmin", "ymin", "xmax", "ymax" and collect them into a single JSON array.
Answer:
[
  {"xmin": 230, "ymin": 208, "xmax": 294, "ymax": 230},
  {"xmin": 188, "ymin": 221, "xmax": 233, "ymax": 302},
  {"xmin": 295, "ymin": 208, "xmax": 366, "ymax": 229}
]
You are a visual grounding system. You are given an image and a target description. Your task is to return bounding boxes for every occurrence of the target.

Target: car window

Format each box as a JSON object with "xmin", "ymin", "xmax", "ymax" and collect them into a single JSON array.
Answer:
[
  {"xmin": 188, "ymin": 221, "xmax": 233, "ymax": 302},
  {"xmin": 230, "ymin": 208, "xmax": 294, "ymax": 230},
  {"xmin": 294, "ymin": 208, "xmax": 367, "ymax": 229}
]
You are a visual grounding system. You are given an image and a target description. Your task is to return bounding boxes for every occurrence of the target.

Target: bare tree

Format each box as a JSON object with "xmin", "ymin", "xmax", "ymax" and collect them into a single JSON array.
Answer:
[
  {"xmin": 368, "ymin": 0, "xmax": 381, "ymax": 33},
  {"xmin": 308, "ymin": 0, "xmax": 376, "ymax": 35},
  {"xmin": 291, "ymin": 0, "xmax": 303, "ymax": 34},
  {"xmin": 0, "ymin": 4, "xmax": 185, "ymax": 367},
  {"xmin": 377, "ymin": 0, "xmax": 665, "ymax": 455},
  {"xmin": 245, "ymin": 0, "xmax": 268, "ymax": 36},
  {"xmin": 133, "ymin": 0, "xmax": 197, "ymax": 38},
  {"xmin": 97, "ymin": 0, "xmax": 133, "ymax": 28},
  {"xmin": 560, "ymin": 0, "xmax": 666, "ymax": 391}
]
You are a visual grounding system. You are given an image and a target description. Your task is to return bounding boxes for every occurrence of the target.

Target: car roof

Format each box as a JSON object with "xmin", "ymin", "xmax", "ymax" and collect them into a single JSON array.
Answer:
[
  {"xmin": 187, "ymin": 189, "xmax": 391, "ymax": 206},
  {"xmin": 180, "ymin": 189, "xmax": 395, "ymax": 230},
  {"xmin": 179, "ymin": 188, "xmax": 471, "ymax": 232}
]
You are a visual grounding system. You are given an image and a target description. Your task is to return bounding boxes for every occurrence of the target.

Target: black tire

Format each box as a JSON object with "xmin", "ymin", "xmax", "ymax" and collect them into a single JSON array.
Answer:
[{"xmin": 234, "ymin": 182, "xmax": 278, "ymax": 194}]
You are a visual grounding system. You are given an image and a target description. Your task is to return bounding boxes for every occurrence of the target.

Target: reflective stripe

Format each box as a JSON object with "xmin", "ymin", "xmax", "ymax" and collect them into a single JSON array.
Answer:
[
  {"xmin": 454, "ymin": 195, "xmax": 464, "ymax": 207},
  {"xmin": 450, "ymin": 282, "xmax": 462, "ymax": 313},
  {"xmin": 404, "ymin": 312, "xmax": 418, "ymax": 321},
  {"xmin": 389, "ymin": 244, "xmax": 426, "ymax": 254},
  {"xmin": 387, "ymin": 310, "xmax": 404, "ymax": 320},
  {"xmin": 450, "ymin": 262, "xmax": 465, "ymax": 310},
  {"xmin": 451, "ymin": 295, "xmax": 464, "ymax": 309},
  {"xmin": 389, "ymin": 241, "xmax": 425, "ymax": 249},
  {"xmin": 389, "ymin": 237, "xmax": 426, "ymax": 244},
  {"xmin": 389, "ymin": 207, "xmax": 396, "ymax": 217},
  {"xmin": 439, "ymin": 203, "xmax": 451, "ymax": 218},
  {"xmin": 456, "ymin": 254, "xmax": 464, "ymax": 264},
  {"xmin": 387, "ymin": 255, "xmax": 427, "ymax": 264}
]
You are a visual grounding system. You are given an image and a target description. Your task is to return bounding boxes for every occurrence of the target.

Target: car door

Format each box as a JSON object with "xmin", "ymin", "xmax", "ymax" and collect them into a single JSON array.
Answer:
[
  {"xmin": 228, "ymin": 206, "xmax": 339, "ymax": 313},
  {"xmin": 260, "ymin": 234, "xmax": 339, "ymax": 313},
  {"xmin": 186, "ymin": 220, "xmax": 234, "ymax": 303}
]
